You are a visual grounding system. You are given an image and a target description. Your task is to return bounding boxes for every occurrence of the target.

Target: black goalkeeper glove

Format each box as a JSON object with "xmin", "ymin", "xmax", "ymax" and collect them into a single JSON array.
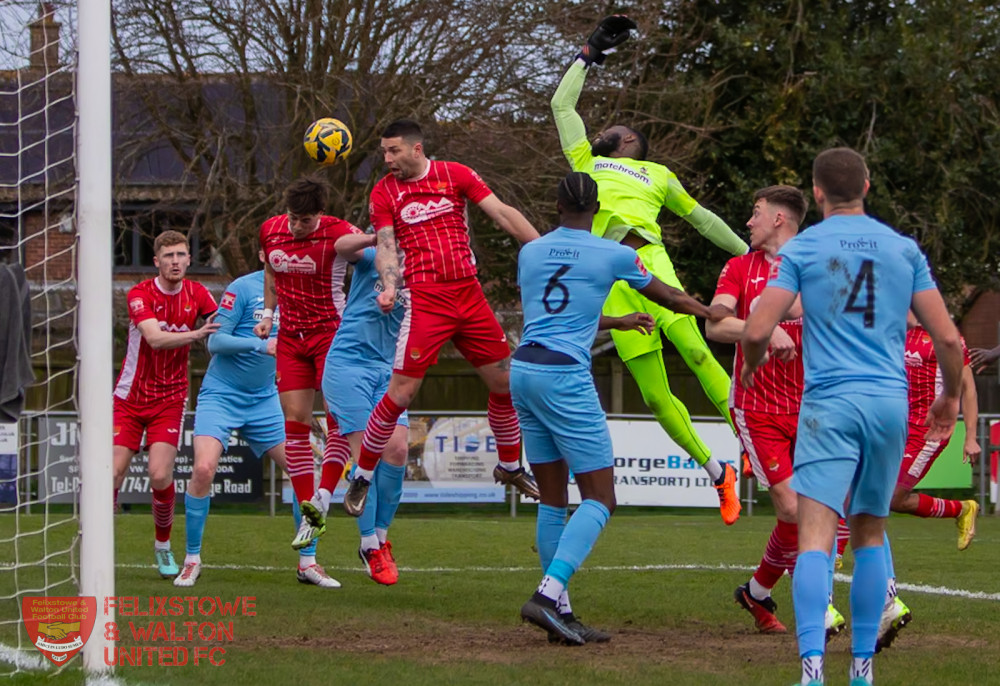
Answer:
[{"xmin": 578, "ymin": 15, "xmax": 638, "ymax": 66}]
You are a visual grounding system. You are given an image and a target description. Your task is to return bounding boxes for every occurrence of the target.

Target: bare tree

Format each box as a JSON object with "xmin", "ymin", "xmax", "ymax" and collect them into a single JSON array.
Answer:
[{"xmin": 109, "ymin": 0, "xmax": 579, "ymax": 277}]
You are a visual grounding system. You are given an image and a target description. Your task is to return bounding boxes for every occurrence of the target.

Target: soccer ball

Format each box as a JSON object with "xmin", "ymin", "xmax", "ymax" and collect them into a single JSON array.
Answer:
[{"xmin": 303, "ymin": 118, "xmax": 352, "ymax": 166}]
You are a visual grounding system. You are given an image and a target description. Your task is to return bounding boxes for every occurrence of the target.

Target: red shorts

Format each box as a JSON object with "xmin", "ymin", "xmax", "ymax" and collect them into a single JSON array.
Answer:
[
  {"xmin": 113, "ymin": 397, "xmax": 185, "ymax": 451},
  {"xmin": 897, "ymin": 422, "xmax": 950, "ymax": 490},
  {"xmin": 276, "ymin": 327, "xmax": 336, "ymax": 393},
  {"xmin": 732, "ymin": 408, "xmax": 797, "ymax": 488},
  {"xmin": 394, "ymin": 278, "xmax": 510, "ymax": 378}
]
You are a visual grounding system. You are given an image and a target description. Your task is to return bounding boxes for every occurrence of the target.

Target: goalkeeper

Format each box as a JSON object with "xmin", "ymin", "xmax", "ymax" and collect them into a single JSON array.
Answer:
[{"xmin": 551, "ymin": 15, "xmax": 748, "ymax": 524}]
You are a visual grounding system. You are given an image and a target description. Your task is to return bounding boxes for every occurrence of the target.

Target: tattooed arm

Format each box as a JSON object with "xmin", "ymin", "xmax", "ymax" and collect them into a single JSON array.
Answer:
[{"xmin": 375, "ymin": 226, "xmax": 401, "ymax": 313}]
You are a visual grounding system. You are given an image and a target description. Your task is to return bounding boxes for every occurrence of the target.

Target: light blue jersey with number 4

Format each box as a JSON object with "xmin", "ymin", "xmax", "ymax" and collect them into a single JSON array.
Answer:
[
  {"xmin": 769, "ymin": 214, "xmax": 935, "ymax": 396},
  {"xmin": 518, "ymin": 227, "xmax": 652, "ymax": 365}
]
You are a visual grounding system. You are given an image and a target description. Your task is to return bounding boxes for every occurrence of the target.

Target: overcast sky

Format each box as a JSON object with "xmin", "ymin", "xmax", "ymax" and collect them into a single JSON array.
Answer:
[{"xmin": 0, "ymin": 2, "xmax": 77, "ymax": 72}]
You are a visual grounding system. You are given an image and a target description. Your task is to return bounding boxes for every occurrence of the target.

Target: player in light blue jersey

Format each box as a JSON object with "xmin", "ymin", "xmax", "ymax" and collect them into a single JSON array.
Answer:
[
  {"xmin": 319, "ymin": 232, "xmax": 408, "ymax": 585},
  {"xmin": 741, "ymin": 148, "xmax": 964, "ymax": 686},
  {"xmin": 178, "ymin": 253, "xmax": 340, "ymax": 590},
  {"xmin": 516, "ymin": 172, "xmax": 729, "ymax": 644}
]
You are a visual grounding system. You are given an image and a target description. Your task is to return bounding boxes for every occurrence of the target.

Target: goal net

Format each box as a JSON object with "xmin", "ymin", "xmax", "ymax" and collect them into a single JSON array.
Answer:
[{"xmin": 0, "ymin": 0, "xmax": 114, "ymax": 675}]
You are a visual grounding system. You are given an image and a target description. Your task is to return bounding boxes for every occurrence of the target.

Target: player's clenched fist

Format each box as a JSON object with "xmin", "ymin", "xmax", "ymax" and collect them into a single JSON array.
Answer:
[
  {"xmin": 253, "ymin": 316, "xmax": 272, "ymax": 339},
  {"xmin": 376, "ymin": 287, "xmax": 396, "ymax": 314}
]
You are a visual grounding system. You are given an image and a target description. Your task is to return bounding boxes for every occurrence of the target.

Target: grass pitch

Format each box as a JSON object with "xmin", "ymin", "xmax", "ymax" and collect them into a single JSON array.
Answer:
[{"xmin": 2, "ymin": 506, "xmax": 998, "ymax": 685}]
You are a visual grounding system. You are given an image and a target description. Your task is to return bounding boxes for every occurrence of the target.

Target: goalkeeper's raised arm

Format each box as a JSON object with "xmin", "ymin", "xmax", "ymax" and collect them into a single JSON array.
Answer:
[
  {"xmin": 550, "ymin": 15, "xmax": 747, "ymax": 257},
  {"xmin": 550, "ymin": 15, "xmax": 637, "ymax": 170}
]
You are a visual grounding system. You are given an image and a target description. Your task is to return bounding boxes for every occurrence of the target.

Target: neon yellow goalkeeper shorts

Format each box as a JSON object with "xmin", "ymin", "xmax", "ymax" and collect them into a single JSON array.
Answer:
[{"xmin": 602, "ymin": 243, "xmax": 688, "ymax": 362}]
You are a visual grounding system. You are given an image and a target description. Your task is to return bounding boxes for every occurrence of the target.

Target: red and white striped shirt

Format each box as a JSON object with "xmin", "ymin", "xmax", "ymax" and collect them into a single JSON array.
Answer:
[
  {"xmin": 260, "ymin": 214, "xmax": 362, "ymax": 334},
  {"xmin": 114, "ymin": 277, "xmax": 217, "ymax": 405},
  {"xmin": 715, "ymin": 251, "xmax": 803, "ymax": 414},
  {"xmin": 905, "ymin": 326, "xmax": 970, "ymax": 425},
  {"xmin": 369, "ymin": 160, "xmax": 493, "ymax": 285}
]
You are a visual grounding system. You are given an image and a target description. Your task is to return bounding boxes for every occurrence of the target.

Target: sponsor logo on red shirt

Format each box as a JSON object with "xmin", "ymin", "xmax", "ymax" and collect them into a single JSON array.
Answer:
[
  {"xmin": 269, "ymin": 250, "xmax": 317, "ymax": 274},
  {"xmin": 400, "ymin": 198, "xmax": 455, "ymax": 225}
]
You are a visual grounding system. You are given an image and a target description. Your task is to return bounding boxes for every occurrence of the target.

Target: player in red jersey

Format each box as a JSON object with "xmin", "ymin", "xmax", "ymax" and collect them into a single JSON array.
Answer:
[
  {"xmin": 112, "ymin": 230, "xmax": 219, "ymax": 578},
  {"xmin": 253, "ymin": 177, "xmax": 363, "ymax": 582},
  {"xmin": 708, "ymin": 186, "xmax": 809, "ymax": 633},
  {"xmin": 891, "ymin": 314, "xmax": 980, "ymax": 548},
  {"xmin": 343, "ymin": 119, "xmax": 541, "ymax": 515},
  {"xmin": 841, "ymin": 314, "xmax": 982, "ymax": 654}
]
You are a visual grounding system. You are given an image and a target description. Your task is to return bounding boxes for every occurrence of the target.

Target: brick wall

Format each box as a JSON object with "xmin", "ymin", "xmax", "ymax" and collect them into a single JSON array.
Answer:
[
  {"xmin": 959, "ymin": 291, "xmax": 1000, "ymax": 349},
  {"xmin": 22, "ymin": 211, "xmax": 75, "ymax": 281}
]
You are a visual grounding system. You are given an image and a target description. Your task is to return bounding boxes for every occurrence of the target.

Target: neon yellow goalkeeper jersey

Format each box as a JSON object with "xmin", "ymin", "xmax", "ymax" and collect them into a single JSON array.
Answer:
[
  {"xmin": 552, "ymin": 60, "xmax": 697, "ymax": 247},
  {"xmin": 561, "ymin": 138, "xmax": 697, "ymax": 245}
]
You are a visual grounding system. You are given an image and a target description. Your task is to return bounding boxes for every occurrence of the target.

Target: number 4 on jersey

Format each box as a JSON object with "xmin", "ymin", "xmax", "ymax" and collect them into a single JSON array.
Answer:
[{"xmin": 843, "ymin": 259, "xmax": 875, "ymax": 328}]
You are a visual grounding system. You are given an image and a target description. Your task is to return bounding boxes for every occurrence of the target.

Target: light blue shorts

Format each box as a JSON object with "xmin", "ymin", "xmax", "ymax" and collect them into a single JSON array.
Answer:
[
  {"xmin": 791, "ymin": 392, "xmax": 907, "ymax": 518},
  {"xmin": 193, "ymin": 387, "xmax": 284, "ymax": 458},
  {"xmin": 322, "ymin": 358, "xmax": 408, "ymax": 435},
  {"xmin": 510, "ymin": 360, "xmax": 613, "ymax": 475}
]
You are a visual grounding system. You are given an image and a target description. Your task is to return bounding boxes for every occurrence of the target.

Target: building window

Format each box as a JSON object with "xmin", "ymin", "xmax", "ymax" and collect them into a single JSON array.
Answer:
[
  {"xmin": 0, "ymin": 214, "xmax": 17, "ymax": 263},
  {"xmin": 113, "ymin": 206, "xmax": 216, "ymax": 272}
]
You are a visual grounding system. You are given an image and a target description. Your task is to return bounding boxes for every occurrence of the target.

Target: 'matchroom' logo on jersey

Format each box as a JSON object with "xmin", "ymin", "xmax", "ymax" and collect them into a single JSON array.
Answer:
[
  {"xmin": 904, "ymin": 350, "xmax": 923, "ymax": 367},
  {"xmin": 593, "ymin": 160, "xmax": 652, "ymax": 186},
  {"xmin": 400, "ymin": 198, "xmax": 454, "ymax": 224},
  {"xmin": 269, "ymin": 250, "xmax": 317, "ymax": 274}
]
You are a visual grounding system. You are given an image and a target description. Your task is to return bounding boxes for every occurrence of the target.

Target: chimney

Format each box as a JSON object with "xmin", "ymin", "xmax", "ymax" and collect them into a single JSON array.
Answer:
[{"xmin": 29, "ymin": 3, "xmax": 61, "ymax": 70}]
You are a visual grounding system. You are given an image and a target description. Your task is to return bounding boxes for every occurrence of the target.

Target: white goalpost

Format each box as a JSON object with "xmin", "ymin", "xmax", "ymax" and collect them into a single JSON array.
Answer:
[{"xmin": 77, "ymin": 0, "xmax": 115, "ymax": 673}]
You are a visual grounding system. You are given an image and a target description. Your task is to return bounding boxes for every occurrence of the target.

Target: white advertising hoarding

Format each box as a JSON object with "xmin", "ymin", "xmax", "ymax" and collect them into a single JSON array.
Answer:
[{"xmin": 550, "ymin": 419, "xmax": 740, "ymax": 507}]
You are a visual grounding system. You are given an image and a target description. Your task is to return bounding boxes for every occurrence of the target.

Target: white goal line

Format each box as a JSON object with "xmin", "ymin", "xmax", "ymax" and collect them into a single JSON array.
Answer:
[
  {"xmin": 2, "ymin": 560, "xmax": 997, "ymax": 601},
  {"xmin": 102, "ymin": 561, "xmax": 1000, "ymax": 602}
]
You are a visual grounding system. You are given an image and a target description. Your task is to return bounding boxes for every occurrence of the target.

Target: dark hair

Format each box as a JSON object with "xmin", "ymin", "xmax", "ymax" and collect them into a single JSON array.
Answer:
[
  {"xmin": 153, "ymin": 230, "xmax": 188, "ymax": 255},
  {"xmin": 381, "ymin": 118, "xmax": 424, "ymax": 142},
  {"xmin": 558, "ymin": 172, "xmax": 599, "ymax": 212},
  {"xmin": 284, "ymin": 175, "xmax": 329, "ymax": 215},
  {"xmin": 753, "ymin": 185, "xmax": 808, "ymax": 226},
  {"xmin": 627, "ymin": 127, "xmax": 649, "ymax": 161},
  {"xmin": 813, "ymin": 147, "xmax": 868, "ymax": 205}
]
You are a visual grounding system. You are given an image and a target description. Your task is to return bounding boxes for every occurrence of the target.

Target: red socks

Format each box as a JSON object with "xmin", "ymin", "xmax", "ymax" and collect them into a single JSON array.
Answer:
[
  {"xmin": 915, "ymin": 493, "xmax": 963, "ymax": 518},
  {"xmin": 285, "ymin": 420, "xmax": 315, "ymax": 504},
  {"xmin": 151, "ymin": 483, "xmax": 175, "ymax": 543},
  {"xmin": 319, "ymin": 413, "xmax": 351, "ymax": 492},
  {"xmin": 488, "ymin": 392, "xmax": 521, "ymax": 465},
  {"xmin": 358, "ymin": 395, "xmax": 405, "ymax": 471},
  {"xmin": 753, "ymin": 519, "xmax": 798, "ymax": 589}
]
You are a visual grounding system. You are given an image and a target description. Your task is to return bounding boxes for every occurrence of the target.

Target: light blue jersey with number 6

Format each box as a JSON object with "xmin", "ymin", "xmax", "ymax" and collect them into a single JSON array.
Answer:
[
  {"xmin": 517, "ymin": 227, "xmax": 651, "ymax": 365},
  {"xmin": 769, "ymin": 214, "xmax": 936, "ymax": 397}
]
